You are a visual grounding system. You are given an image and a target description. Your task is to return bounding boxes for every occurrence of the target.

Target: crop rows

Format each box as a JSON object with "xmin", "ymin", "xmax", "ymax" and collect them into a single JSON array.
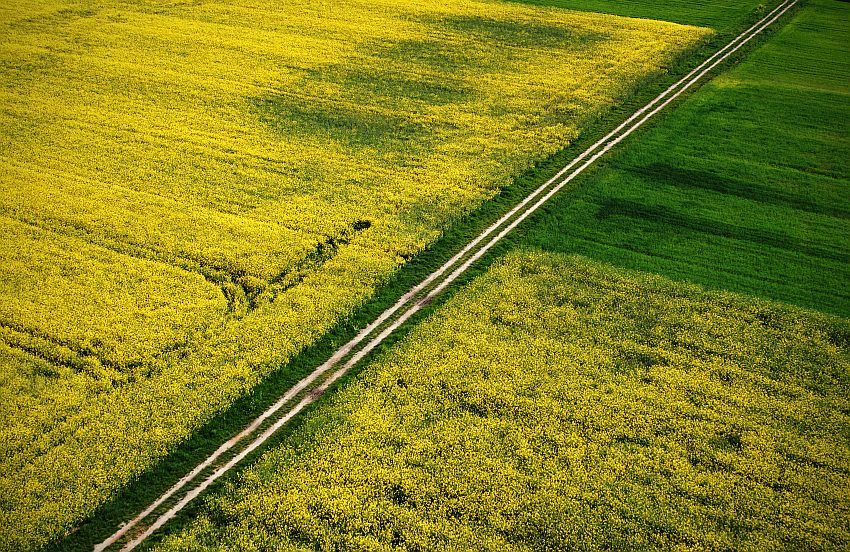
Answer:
[{"xmin": 521, "ymin": 0, "xmax": 850, "ymax": 317}]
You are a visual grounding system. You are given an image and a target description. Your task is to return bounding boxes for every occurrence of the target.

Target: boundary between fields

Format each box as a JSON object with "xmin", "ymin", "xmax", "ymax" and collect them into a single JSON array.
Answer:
[{"xmin": 96, "ymin": 1, "xmax": 798, "ymax": 549}]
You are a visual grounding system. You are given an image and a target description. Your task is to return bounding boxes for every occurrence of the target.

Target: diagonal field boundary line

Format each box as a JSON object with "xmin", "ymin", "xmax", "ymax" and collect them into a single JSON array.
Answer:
[{"xmin": 97, "ymin": 2, "xmax": 797, "ymax": 549}]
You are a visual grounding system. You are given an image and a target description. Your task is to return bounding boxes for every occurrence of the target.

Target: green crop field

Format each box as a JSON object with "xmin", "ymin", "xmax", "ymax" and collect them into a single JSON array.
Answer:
[
  {"xmin": 0, "ymin": 0, "xmax": 711, "ymax": 549},
  {"xmin": 513, "ymin": 0, "xmax": 771, "ymax": 31},
  {"xmin": 519, "ymin": 0, "xmax": 850, "ymax": 317},
  {"xmin": 156, "ymin": 251, "xmax": 850, "ymax": 550}
]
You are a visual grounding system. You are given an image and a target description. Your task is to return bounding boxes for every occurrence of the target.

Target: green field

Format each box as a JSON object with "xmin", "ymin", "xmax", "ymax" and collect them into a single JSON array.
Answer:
[
  {"xmin": 157, "ymin": 251, "xmax": 850, "ymax": 550},
  {"xmin": 519, "ymin": 0, "xmax": 850, "ymax": 317},
  {"xmin": 512, "ymin": 0, "xmax": 771, "ymax": 31}
]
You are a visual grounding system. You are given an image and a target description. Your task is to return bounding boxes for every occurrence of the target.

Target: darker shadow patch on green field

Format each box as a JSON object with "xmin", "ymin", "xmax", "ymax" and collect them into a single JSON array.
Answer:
[
  {"xmin": 444, "ymin": 16, "xmax": 609, "ymax": 50},
  {"xmin": 249, "ymin": 39, "xmax": 480, "ymax": 155},
  {"xmin": 9, "ymin": 7, "xmax": 97, "ymax": 29},
  {"xmin": 595, "ymin": 198, "xmax": 850, "ymax": 264},
  {"xmin": 613, "ymin": 434, "xmax": 652, "ymax": 447},
  {"xmin": 251, "ymin": 95, "xmax": 428, "ymax": 151},
  {"xmin": 612, "ymin": 346, "xmax": 667, "ymax": 376},
  {"xmin": 313, "ymin": 64, "xmax": 474, "ymax": 107},
  {"xmin": 378, "ymin": 37, "xmax": 499, "ymax": 74},
  {"xmin": 627, "ymin": 163, "xmax": 850, "ymax": 219},
  {"xmin": 711, "ymin": 427, "xmax": 744, "ymax": 452}
]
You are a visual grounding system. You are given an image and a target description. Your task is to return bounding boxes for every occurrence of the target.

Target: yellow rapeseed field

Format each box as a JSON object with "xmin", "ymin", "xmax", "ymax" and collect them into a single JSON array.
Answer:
[
  {"xmin": 159, "ymin": 252, "xmax": 850, "ymax": 551},
  {"xmin": 0, "ymin": 0, "xmax": 708, "ymax": 548}
]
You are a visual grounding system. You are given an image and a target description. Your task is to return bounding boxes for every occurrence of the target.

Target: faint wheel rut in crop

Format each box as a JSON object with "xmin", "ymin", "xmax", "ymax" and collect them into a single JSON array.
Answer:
[
  {"xmin": 0, "ymin": 320, "xmax": 141, "ymax": 381},
  {"xmin": 0, "ymin": 205, "xmax": 373, "ymax": 319},
  {"xmin": 214, "ymin": 218, "xmax": 373, "ymax": 317}
]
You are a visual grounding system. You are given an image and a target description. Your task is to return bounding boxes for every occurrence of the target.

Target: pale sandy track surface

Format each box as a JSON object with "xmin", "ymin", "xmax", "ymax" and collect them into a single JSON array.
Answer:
[{"xmin": 95, "ymin": 1, "xmax": 798, "ymax": 549}]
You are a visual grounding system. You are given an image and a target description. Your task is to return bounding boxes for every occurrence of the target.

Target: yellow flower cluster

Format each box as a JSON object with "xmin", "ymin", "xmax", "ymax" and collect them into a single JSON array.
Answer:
[
  {"xmin": 159, "ymin": 252, "xmax": 850, "ymax": 551},
  {"xmin": 0, "ymin": 0, "xmax": 709, "ymax": 548}
]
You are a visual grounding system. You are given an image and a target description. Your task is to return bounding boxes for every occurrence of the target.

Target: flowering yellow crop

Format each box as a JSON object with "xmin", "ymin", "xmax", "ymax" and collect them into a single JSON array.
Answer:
[
  {"xmin": 158, "ymin": 252, "xmax": 850, "ymax": 551},
  {"xmin": 0, "ymin": 0, "xmax": 709, "ymax": 548}
]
